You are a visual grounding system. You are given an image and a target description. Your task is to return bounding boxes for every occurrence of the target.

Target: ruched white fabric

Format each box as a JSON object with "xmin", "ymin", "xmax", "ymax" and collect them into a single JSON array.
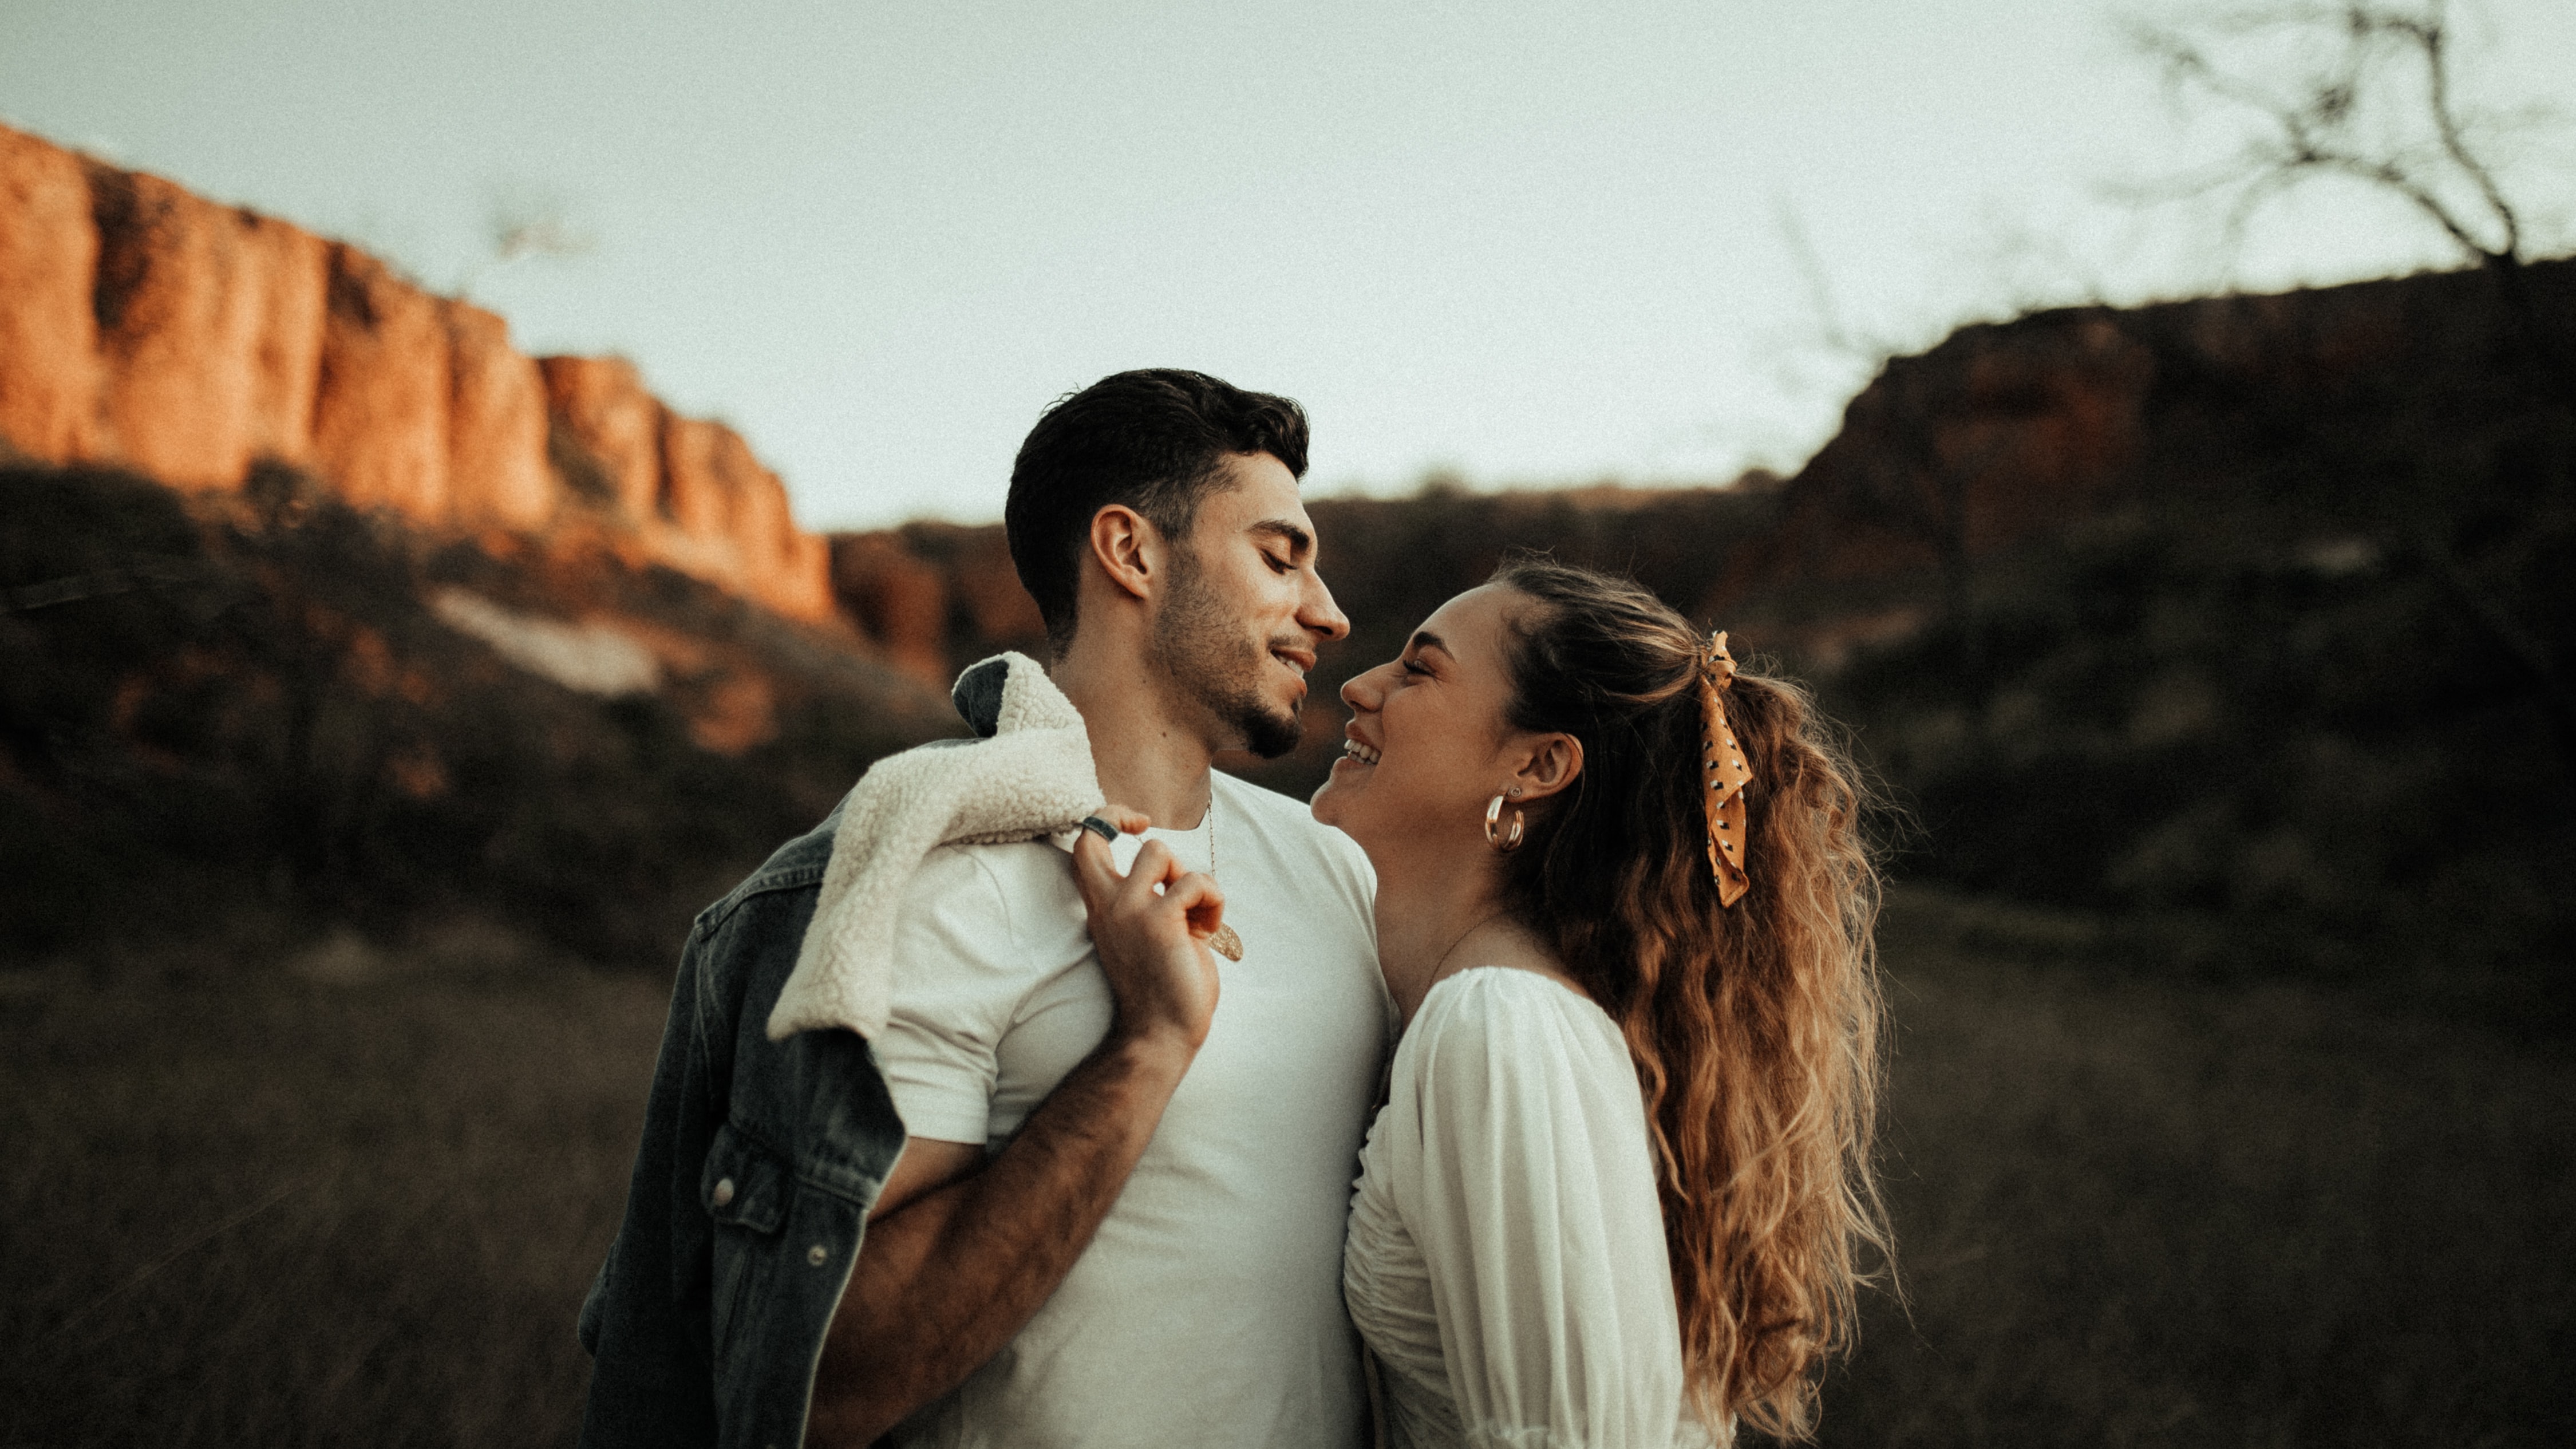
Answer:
[{"xmin": 1345, "ymin": 967, "xmax": 1713, "ymax": 1449}]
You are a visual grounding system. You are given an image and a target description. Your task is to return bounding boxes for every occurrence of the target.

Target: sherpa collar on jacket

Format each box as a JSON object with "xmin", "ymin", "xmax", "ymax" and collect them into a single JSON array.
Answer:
[{"xmin": 766, "ymin": 652, "xmax": 1101, "ymax": 1042}]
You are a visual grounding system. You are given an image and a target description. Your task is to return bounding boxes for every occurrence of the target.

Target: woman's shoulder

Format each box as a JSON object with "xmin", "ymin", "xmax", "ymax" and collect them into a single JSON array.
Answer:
[
  {"xmin": 1423, "ymin": 961, "xmax": 1594, "ymax": 1014},
  {"xmin": 1404, "ymin": 965, "xmax": 1629, "ymax": 1080},
  {"xmin": 1385, "ymin": 966, "xmax": 1654, "ymax": 1184}
]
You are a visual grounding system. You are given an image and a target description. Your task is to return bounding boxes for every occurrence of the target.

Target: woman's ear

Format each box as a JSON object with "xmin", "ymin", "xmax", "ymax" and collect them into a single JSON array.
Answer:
[{"xmin": 1511, "ymin": 733, "xmax": 1583, "ymax": 805}]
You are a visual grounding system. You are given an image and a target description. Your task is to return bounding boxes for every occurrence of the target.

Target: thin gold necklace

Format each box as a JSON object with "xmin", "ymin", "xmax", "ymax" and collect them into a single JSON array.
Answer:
[
  {"xmin": 1203, "ymin": 789, "xmax": 1244, "ymax": 962},
  {"xmin": 1394, "ymin": 911, "xmax": 1511, "ymax": 1032},
  {"xmin": 1430, "ymin": 911, "xmax": 1510, "ymax": 988}
]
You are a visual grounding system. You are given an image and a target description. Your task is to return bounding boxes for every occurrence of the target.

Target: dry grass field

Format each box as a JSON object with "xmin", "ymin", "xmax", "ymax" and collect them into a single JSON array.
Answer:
[
  {"xmin": 3, "ymin": 895, "xmax": 2570, "ymax": 1447},
  {"xmin": 1833, "ymin": 896, "xmax": 2576, "ymax": 1446},
  {"xmin": 0, "ymin": 942, "xmax": 670, "ymax": 1448}
]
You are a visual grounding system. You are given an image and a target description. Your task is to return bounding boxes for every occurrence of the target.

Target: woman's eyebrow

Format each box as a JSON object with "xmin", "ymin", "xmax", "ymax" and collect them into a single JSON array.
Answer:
[{"xmin": 1408, "ymin": 630, "xmax": 1452, "ymax": 660}]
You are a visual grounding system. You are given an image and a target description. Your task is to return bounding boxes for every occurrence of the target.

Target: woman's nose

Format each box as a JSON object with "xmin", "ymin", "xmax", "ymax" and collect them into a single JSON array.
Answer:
[{"xmin": 1341, "ymin": 667, "xmax": 1384, "ymax": 711}]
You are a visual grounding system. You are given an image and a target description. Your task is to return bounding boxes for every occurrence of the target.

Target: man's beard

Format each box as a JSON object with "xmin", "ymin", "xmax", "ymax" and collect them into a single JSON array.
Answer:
[{"xmin": 1148, "ymin": 547, "xmax": 1303, "ymax": 760}]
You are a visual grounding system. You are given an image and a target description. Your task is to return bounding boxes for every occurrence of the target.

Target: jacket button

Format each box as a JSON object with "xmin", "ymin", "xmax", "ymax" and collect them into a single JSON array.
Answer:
[
  {"xmin": 807, "ymin": 1244, "xmax": 828, "ymax": 1266},
  {"xmin": 712, "ymin": 1177, "xmax": 736, "ymax": 1209}
]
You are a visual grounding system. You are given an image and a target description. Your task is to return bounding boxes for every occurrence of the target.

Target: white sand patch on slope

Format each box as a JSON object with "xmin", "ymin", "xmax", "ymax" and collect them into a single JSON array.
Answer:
[{"xmin": 430, "ymin": 590, "xmax": 660, "ymax": 697}]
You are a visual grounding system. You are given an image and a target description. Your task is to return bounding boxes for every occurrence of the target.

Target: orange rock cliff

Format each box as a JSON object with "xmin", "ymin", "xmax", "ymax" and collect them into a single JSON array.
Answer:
[{"xmin": 0, "ymin": 124, "xmax": 833, "ymax": 622}]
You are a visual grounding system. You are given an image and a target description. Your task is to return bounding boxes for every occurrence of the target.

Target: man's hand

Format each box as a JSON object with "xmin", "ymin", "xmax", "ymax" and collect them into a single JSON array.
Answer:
[{"xmin": 1070, "ymin": 822, "xmax": 1224, "ymax": 1056}]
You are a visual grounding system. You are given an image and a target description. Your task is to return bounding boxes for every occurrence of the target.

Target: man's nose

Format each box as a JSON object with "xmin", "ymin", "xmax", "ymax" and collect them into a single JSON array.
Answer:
[{"xmin": 1301, "ymin": 571, "xmax": 1350, "ymax": 643}]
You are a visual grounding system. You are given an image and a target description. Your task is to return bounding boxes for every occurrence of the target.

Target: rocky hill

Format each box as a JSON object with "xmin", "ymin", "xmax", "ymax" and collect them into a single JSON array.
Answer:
[{"xmin": 0, "ymin": 124, "xmax": 832, "ymax": 623}]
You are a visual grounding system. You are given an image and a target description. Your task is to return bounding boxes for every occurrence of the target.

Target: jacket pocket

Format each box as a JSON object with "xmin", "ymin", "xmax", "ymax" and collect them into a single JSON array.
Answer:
[{"xmin": 701, "ymin": 1123, "xmax": 789, "ymax": 1361}]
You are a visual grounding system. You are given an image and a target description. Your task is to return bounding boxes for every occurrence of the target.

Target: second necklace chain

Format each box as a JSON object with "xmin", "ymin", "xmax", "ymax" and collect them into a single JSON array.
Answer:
[{"xmin": 1200, "ymin": 792, "xmax": 1244, "ymax": 963}]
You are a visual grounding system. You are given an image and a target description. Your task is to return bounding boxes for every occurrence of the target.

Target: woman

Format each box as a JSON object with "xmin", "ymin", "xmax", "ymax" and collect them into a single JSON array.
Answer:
[{"xmin": 1315, "ymin": 558, "xmax": 1890, "ymax": 1447}]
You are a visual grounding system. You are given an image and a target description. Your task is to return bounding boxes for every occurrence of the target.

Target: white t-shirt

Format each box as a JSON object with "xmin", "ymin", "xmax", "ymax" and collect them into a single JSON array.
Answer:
[{"xmin": 877, "ymin": 771, "xmax": 1391, "ymax": 1449}]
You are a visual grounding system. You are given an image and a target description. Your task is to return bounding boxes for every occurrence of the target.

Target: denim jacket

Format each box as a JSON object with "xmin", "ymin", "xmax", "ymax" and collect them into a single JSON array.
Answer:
[{"xmin": 580, "ymin": 666, "xmax": 1013, "ymax": 1449}]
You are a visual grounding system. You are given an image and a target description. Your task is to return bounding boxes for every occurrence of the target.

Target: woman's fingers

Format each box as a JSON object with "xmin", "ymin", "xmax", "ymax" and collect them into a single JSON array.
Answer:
[{"xmin": 1097, "ymin": 803, "xmax": 1153, "ymax": 835}]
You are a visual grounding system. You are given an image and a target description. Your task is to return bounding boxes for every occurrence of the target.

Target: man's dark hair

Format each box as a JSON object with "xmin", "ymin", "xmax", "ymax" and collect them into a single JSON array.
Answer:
[{"xmin": 1005, "ymin": 369, "xmax": 1309, "ymax": 654}]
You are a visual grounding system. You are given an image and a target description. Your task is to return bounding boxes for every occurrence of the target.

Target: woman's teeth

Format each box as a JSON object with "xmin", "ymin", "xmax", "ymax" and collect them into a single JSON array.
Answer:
[{"xmin": 1342, "ymin": 739, "xmax": 1380, "ymax": 765}]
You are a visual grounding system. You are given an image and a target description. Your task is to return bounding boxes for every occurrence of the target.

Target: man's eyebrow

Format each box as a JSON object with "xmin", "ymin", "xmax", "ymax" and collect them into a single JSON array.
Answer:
[{"xmin": 1247, "ymin": 518, "xmax": 1313, "ymax": 558}]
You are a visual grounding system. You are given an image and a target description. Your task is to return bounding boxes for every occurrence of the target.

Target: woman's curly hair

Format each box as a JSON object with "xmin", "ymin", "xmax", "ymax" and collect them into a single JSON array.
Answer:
[{"xmin": 1489, "ymin": 556, "xmax": 1893, "ymax": 1442}]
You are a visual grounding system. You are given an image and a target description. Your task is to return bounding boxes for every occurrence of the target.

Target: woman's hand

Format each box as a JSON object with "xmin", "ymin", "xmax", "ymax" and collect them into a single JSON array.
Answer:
[{"xmin": 1070, "ymin": 804, "xmax": 1224, "ymax": 1055}]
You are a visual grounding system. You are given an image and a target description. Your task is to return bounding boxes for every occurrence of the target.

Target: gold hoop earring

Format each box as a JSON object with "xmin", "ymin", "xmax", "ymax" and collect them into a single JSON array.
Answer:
[{"xmin": 1484, "ymin": 793, "xmax": 1525, "ymax": 852}]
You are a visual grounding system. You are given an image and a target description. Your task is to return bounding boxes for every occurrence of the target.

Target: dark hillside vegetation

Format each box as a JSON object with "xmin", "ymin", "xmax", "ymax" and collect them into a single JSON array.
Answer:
[
  {"xmin": 1812, "ymin": 260, "xmax": 2576, "ymax": 1004},
  {"xmin": 1827, "ymin": 484, "xmax": 2576, "ymax": 1006},
  {"xmin": 0, "ymin": 461, "xmax": 953, "ymax": 970}
]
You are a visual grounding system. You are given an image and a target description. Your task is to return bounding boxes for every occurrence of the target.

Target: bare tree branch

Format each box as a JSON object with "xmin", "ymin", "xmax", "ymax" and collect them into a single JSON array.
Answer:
[
  {"xmin": 455, "ymin": 184, "xmax": 597, "ymax": 298},
  {"xmin": 1773, "ymin": 199, "xmax": 1883, "ymax": 362},
  {"xmin": 2126, "ymin": 0, "xmax": 2530, "ymax": 267},
  {"xmin": 2411, "ymin": 6, "xmax": 2522, "ymax": 256}
]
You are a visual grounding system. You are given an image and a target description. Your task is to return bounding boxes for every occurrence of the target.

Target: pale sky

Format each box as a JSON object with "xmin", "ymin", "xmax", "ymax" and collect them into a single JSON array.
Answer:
[{"xmin": 4, "ymin": 1, "xmax": 2569, "ymax": 528}]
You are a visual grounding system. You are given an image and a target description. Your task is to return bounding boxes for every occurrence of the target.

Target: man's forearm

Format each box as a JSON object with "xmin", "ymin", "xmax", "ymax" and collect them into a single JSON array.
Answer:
[{"xmin": 804, "ymin": 1028, "xmax": 1192, "ymax": 1445}]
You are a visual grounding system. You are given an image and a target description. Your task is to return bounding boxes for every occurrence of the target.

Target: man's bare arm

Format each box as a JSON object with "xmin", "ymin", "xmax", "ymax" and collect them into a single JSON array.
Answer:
[
  {"xmin": 804, "ymin": 1030, "xmax": 1191, "ymax": 1444},
  {"xmin": 801, "ymin": 831, "xmax": 1226, "ymax": 1446}
]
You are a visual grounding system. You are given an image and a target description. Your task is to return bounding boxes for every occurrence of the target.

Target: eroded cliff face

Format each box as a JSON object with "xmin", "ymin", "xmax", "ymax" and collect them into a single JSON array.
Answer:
[
  {"xmin": 1737, "ymin": 259, "xmax": 2575, "ymax": 608},
  {"xmin": 0, "ymin": 124, "xmax": 833, "ymax": 622},
  {"xmin": 827, "ymin": 521, "xmax": 1047, "ymax": 690}
]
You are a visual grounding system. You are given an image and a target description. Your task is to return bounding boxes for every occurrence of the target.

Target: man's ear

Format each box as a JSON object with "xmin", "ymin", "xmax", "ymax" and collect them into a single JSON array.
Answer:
[
  {"xmin": 1511, "ymin": 733, "xmax": 1583, "ymax": 805},
  {"xmin": 1087, "ymin": 505, "xmax": 1162, "ymax": 604}
]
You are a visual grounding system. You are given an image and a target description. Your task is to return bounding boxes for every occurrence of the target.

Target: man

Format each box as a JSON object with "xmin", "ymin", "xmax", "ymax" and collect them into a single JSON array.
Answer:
[{"xmin": 578, "ymin": 370, "xmax": 1387, "ymax": 1449}]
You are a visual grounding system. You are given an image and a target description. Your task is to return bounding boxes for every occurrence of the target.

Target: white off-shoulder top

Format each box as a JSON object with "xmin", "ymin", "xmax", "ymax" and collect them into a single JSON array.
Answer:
[{"xmin": 1344, "ymin": 966, "xmax": 1712, "ymax": 1449}]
